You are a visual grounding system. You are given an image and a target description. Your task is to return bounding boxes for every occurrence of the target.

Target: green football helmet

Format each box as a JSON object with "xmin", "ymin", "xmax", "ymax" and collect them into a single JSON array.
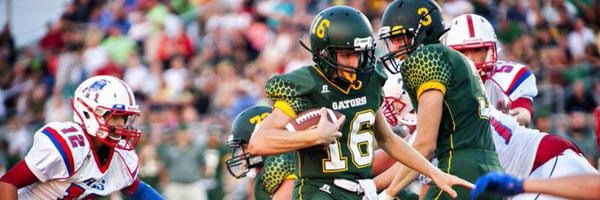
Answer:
[
  {"xmin": 225, "ymin": 106, "xmax": 272, "ymax": 178},
  {"xmin": 301, "ymin": 5, "xmax": 376, "ymax": 90},
  {"xmin": 378, "ymin": 0, "xmax": 446, "ymax": 74}
]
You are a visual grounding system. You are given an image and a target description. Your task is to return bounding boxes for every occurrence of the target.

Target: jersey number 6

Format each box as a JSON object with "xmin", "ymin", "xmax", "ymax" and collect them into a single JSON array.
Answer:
[{"xmin": 323, "ymin": 110, "xmax": 375, "ymax": 172}]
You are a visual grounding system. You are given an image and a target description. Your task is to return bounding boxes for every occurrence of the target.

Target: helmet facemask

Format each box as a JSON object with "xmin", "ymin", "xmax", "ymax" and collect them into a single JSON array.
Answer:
[
  {"xmin": 225, "ymin": 140, "xmax": 263, "ymax": 179},
  {"xmin": 379, "ymin": 32, "xmax": 415, "ymax": 74},
  {"xmin": 449, "ymin": 42, "xmax": 497, "ymax": 78},
  {"xmin": 383, "ymin": 96, "xmax": 406, "ymax": 127},
  {"xmin": 318, "ymin": 37, "xmax": 376, "ymax": 89},
  {"xmin": 71, "ymin": 97, "xmax": 141, "ymax": 150}
]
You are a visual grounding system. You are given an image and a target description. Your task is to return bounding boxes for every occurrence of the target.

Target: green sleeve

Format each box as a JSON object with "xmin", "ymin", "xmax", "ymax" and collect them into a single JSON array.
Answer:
[
  {"xmin": 400, "ymin": 45, "xmax": 453, "ymax": 98},
  {"xmin": 265, "ymin": 69, "xmax": 315, "ymax": 115},
  {"xmin": 260, "ymin": 153, "xmax": 296, "ymax": 195}
]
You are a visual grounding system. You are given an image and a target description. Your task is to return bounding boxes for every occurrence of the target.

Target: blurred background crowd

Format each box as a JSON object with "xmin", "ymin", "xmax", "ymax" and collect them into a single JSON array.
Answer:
[{"xmin": 0, "ymin": 0, "xmax": 599, "ymax": 199}]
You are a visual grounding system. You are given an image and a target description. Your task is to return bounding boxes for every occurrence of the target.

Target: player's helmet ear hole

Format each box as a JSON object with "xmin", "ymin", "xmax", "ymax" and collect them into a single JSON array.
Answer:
[{"xmin": 83, "ymin": 111, "xmax": 90, "ymax": 119}]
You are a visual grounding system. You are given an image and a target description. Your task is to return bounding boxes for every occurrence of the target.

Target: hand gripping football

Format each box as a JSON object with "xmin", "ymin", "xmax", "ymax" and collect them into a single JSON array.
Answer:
[{"xmin": 286, "ymin": 108, "xmax": 345, "ymax": 132}]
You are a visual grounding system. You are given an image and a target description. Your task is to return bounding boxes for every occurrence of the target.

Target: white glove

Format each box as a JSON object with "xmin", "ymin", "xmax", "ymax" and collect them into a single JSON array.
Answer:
[{"xmin": 377, "ymin": 190, "xmax": 394, "ymax": 200}]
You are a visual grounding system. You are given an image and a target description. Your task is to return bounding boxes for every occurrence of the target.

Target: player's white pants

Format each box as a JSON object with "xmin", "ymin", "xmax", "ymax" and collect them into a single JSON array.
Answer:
[{"xmin": 512, "ymin": 149, "xmax": 599, "ymax": 200}]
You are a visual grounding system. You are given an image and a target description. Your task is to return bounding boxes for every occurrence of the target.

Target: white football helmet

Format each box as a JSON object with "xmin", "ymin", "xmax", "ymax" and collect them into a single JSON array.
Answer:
[
  {"xmin": 382, "ymin": 73, "xmax": 416, "ymax": 127},
  {"xmin": 444, "ymin": 14, "xmax": 497, "ymax": 76},
  {"xmin": 71, "ymin": 76, "xmax": 141, "ymax": 150}
]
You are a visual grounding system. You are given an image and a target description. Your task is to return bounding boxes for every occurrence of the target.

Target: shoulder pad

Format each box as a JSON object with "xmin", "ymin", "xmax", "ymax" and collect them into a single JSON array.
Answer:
[
  {"xmin": 26, "ymin": 122, "xmax": 90, "ymax": 181},
  {"xmin": 402, "ymin": 44, "xmax": 454, "ymax": 93},
  {"xmin": 490, "ymin": 61, "xmax": 538, "ymax": 100},
  {"xmin": 265, "ymin": 66, "xmax": 315, "ymax": 114}
]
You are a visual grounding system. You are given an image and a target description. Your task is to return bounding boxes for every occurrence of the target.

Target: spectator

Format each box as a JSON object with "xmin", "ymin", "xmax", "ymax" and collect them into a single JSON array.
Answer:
[
  {"xmin": 82, "ymin": 27, "xmax": 108, "ymax": 75},
  {"xmin": 563, "ymin": 111, "xmax": 599, "ymax": 167},
  {"xmin": 202, "ymin": 126, "xmax": 228, "ymax": 200},
  {"xmin": 566, "ymin": 79, "xmax": 597, "ymax": 112},
  {"xmin": 101, "ymin": 26, "xmax": 137, "ymax": 65},
  {"xmin": 159, "ymin": 125, "xmax": 208, "ymax": 200},
  {"xmin": 124, "ymin": 53, "xmax": 151, "ymax": 93},
  {"xmin": 568, "ymin": 18, "xmax": 596, "ymax": 62}
]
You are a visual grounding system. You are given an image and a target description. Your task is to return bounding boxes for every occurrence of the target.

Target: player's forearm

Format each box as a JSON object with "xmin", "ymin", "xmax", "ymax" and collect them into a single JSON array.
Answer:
[
  {"xmin": 385, "ymin": 165, "xmax": 419, "ymax": 196},
  {"xmin": 374, "ymin": 162, "xmax": 401, "ymax": 191},
  {"xmin": 414, "ymin": 90, "xmax": 443, "ymax": 159},
  {"xmin": 524, "ymin": 175, "xmax": 600, "ymax": 200},
  {"xmin": 374, "ymin": 110, "xmax": 437, "ymax": 179},
  {"xmin": 248, "ymin": 126, "xmax": 320, "ymax": 156},
  {"xmin": 0, "ymin": 182, "xmax": 18, "ymax": 200}
]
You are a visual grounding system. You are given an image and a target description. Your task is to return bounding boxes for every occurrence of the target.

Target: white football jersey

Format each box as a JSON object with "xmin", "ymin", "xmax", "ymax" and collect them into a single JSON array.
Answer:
[
  {"xmin": 489, "ymin": 109, "xmax": 546, "ymax": 178},
  {"xmin": 484, "ymin": 60, "xmax": 543, "ymax": 178},
  {"xmin": 19, "ymin": 122, "xmax": 140, "ymax": 199}
]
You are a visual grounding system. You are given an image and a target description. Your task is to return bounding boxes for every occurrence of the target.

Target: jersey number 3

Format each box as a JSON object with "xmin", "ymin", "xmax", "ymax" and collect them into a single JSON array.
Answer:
[{"xmin": 323, "ymin": 110, "xmax": 375, "ymax": 172}]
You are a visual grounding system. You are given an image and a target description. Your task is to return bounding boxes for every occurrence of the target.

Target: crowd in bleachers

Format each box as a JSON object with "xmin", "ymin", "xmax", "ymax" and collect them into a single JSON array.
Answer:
[{"xmin": 0, "ymin": 0, "xmax": 599, "ymax": 199}]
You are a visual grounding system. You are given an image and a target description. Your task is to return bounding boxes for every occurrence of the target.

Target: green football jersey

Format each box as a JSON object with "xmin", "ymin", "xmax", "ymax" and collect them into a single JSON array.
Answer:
[
  {"xmin": 400, "ymin": 44, "xmax": 495, "ymax": 159},
  {"xmin": 255, "ymin": 152, "xmax": 297, "ymax": 199},
  {"xmin": 265, "ymin": 65, "xmax": 387, "ymax": 180}
]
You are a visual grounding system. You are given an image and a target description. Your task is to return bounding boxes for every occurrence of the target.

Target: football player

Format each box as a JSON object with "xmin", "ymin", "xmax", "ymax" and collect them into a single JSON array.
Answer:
[
  {"xmin": 377, "ymin": 0, "xmax": 503, "ymax": 199},
  {"xmin": 248, "ymin": 5, "xmax": 472, "ymax": 200},
  {"xmin": 0, "ymin": 76, "xmax": 162, "ymax": 199},
  {"xmin": 226, "ymin": 105, "xmax": 296, "ymax": 199},
  {"xmin": 377, "ymin": 58, "xmax": 597, "ymax": 200},
  {"xmin": 444, "ymin": 14, "xmax": 599, "ymax": 199},
  {"xmin": 444, "ymin": 14, "xmax": 537, "ymax": 126}
]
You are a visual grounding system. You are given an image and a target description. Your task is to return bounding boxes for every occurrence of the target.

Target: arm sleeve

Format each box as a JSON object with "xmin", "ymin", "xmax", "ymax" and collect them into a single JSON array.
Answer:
[
  {"xmin": 125, "ymin": 178, "xmax": 164, "ymax": 200},
  {"xmin": 510, "ymin": 98, "xmax": 534, "ymax": 117},
  {"xmin": 0, "ymin": 160, "xmax": 40, "ymax": 188},
  {"xmin": 400, "ymin": 46, "xmax": 453, "ymax": 100},
  {"xmin": 24, "ymin": 129, "xmax": 72, "ymax": 182},
  {"xmin": 261, "ymin": 153, "xmax": 297, "ymax": 195},
  {"xmin": 265, "ymin": 76, "xmax": 311, "ymax": 118}
]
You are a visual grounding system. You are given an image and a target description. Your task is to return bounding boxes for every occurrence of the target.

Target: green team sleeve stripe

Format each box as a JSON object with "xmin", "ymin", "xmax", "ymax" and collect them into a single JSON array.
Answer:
[{"xmin": 416, "ymin": 81, "xmax": 447, "ymax": 100}]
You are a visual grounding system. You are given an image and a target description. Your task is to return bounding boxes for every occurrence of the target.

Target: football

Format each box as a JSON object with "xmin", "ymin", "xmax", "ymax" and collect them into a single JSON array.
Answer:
[{"xmin": 286, "ymin": 108, "xmax": 344, "ymax": 132}]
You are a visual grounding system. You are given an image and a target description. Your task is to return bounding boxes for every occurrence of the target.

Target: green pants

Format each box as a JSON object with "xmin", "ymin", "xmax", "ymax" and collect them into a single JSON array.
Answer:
[
  {"xmin": 424, "ymin": 149, "xmax": 503, "ymax": 200},
  {"xmin": 292, "ymin": 178, "xmax": 364, "ymax": 200}
]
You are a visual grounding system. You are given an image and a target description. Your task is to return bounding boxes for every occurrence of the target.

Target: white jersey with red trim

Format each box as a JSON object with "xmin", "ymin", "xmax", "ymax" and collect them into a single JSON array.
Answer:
[
  {"xmin": 485, "ymin": 60, "xmax": 537, "ymax": 105},
  {"xmin": 483, "ymin": 60, "xmax": 542, "ymax": 178},
  {"xmin": 19, "ymin": 122, "xmax": 139, "ymax": 199},
  {"xmin": 489, "ymin": 109, "xmax": 546, "ymax": 178}
]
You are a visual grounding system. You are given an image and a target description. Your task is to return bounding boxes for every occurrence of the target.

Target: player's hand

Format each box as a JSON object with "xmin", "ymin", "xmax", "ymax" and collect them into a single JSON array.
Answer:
[
  {"xmin": 312, "ymin": 108, "xmax": 344, "ymax": 145},
  {"xmin": 430, "ymin": 170, "xmax": 474, "ymax": 199},
  {"xmin": 496, "ymin": 99, "xmax": 511, "ymax": 114},
  {"xmin": 470, "ymin": 172, "xmax": 524, "ymax": 200}
]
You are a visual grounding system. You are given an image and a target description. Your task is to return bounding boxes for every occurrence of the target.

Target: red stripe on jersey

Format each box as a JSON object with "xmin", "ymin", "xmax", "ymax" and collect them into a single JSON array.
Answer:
[
  {"xmin": 466, "ymin": 15, "xmax": 475, "ymax": 37},
  {"xmin": 532, "ymin": 134, "xmax": 583, "ymax": 173},
  {"xmin": 490, "ymin": 117, "xmax": 512, "ymax": 144},
  {"xmin": 506, "ymin": 68, "xmax": 528, "ymax": 95}
]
